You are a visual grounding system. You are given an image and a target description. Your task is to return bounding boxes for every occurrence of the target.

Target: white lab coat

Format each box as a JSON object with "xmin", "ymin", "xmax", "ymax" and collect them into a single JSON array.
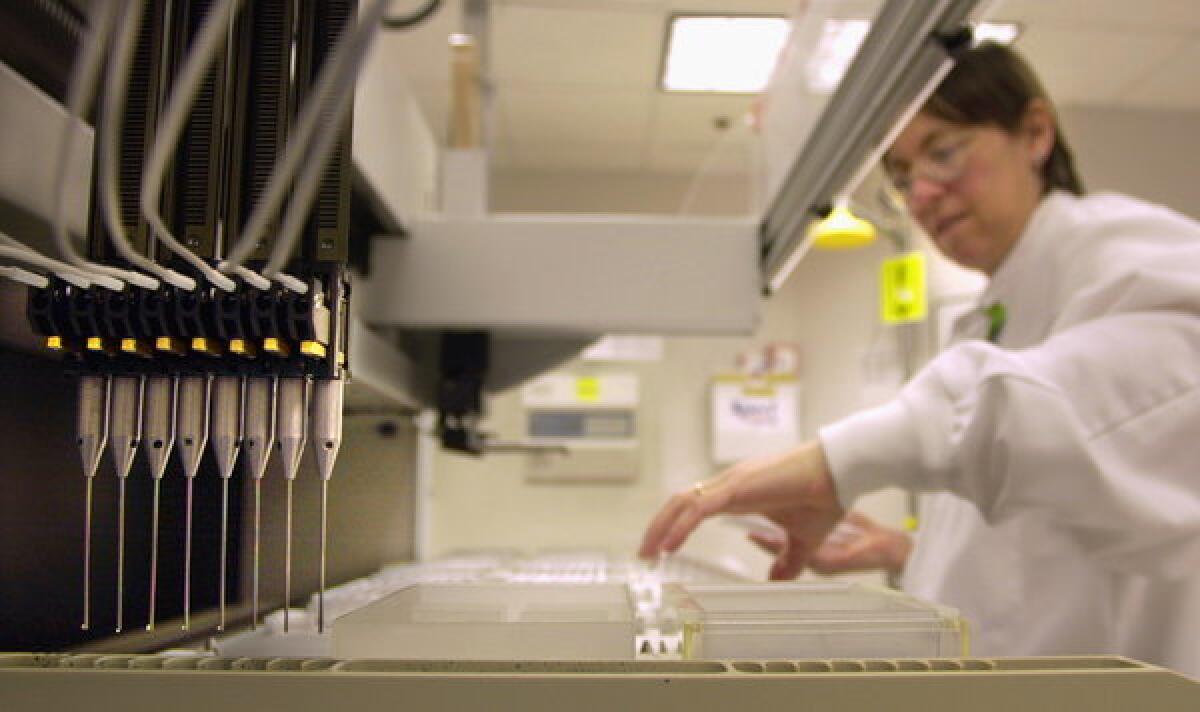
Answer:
[{"xmin": 819, "ymin": 191, "xmax": 1200, "ymax": 678}]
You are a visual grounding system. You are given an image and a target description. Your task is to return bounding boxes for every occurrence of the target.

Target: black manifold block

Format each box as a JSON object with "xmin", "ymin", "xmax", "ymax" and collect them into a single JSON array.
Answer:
[{"xmin": 25, "ymin": 274, "xmax": 344, "ymax": 379}]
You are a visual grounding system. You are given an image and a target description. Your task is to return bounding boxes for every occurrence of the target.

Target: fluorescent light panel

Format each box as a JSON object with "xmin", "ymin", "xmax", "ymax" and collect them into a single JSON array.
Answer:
[
  {"xmin": 971, "ymin": 22, "xmax": 1021, "ymax": 46},
  {"xmin": 806, "ymin": 19, "xmax": 870, "ymax": 93},
  {"xmin": 661, "ymin": 15, "xmax": 1020, "ymax": 96},
  {"xmin": 662, "ymin": 16, "xmax": 790, "ymax": 93}
]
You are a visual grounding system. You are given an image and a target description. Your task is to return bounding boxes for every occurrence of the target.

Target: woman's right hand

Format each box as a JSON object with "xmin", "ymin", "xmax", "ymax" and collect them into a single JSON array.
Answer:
[
  {"xmin": 749, "ymin": 510, "xmax": 913, "ymax": 577},
  {"xmin": 639, "ymin": 441, "xmax": 846, "ymax": 580}
]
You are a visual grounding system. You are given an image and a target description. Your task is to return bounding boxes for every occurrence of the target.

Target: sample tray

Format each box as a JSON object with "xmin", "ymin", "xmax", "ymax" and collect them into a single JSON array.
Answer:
[
  {"xmin": 332, "ymin": 583, "xmax": 636, "ymax": 660},
  {"xmin": 670, "ymin": 582, "xmax": 965, "ymax": 660}
]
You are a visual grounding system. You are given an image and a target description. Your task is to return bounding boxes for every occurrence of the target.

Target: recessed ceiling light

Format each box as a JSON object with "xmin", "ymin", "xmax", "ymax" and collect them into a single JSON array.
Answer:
[
  {"xmin": 971, "ymin": 22, "xmax": 1021, "ymax": 46},
  {"xmin": 662, "ymin": 16, "xmax": 791, "ymax": 93},
  {"xmin": 806, "ymin": 19, "xmax": 870, "ymax": 94}
]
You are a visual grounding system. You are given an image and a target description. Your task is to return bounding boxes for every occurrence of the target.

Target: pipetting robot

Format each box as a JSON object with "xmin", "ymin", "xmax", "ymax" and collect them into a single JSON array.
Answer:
[
  {"xmin": 20, "ymin": 0, "xmax": 360, "ymax": 637},
  {"xmin": 0, "ymin": 0, "xmax": 1196, "ymax": 708}
]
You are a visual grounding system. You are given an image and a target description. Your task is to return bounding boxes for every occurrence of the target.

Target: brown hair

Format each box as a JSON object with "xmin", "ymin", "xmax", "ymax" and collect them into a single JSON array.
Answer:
[{"xmin": 923, "ymin": 41, "xmax": 1084, "ymax": 195}]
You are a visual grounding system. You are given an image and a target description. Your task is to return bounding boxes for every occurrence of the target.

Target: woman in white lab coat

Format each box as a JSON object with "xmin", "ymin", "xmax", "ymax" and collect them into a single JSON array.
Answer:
[{"xmin": 639, "ymin": 43, "xmax": 1200, "ymax": 678}]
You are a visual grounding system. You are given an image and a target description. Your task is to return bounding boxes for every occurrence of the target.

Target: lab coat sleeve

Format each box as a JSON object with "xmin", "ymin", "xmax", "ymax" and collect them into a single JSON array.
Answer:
[{"xmin": 819, "ymin": 311, "xmax": 1200, "ymax": 579}]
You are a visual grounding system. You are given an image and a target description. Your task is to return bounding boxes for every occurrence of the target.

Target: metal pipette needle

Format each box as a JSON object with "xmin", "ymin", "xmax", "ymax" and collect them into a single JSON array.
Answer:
[
  {"xmin": 176, "ymin": 373, "xmax": 211, "ymax": 631},
  {"xmin": 311, "ymin": 377, "xmax": 344, "ymax": 633},
  {"xmin": 108, "ymin": 374, "xmax": 144, "ymax": 633},
  {"xmin": 77, "ymin": 374, "xmax": 111, "ymax": 631},
  {"xmin": 242, "ymin": 375, "xmax": 276, "ymax": 629},
  {"xmin": 276, "ymin": 376, "xmax": 310, "ymax": 633},
  {"xmin": 210, "ymin": 374, "xmax": 243, "ymax": 631},
  {"xmin": 142, "ymin": 374, "xmax": 176, "ymax": 630},
  {"xmin": 319, "ymin": 478, "xmax": 327, "ymax": 631},
  {"xmin": 285, "ymin": 479, "xmax": 292, "ymax": 632}
]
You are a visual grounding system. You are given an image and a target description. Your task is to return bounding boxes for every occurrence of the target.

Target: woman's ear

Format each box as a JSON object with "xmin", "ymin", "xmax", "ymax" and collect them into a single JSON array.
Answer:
[{"xmin": 1022, "ymin": 98, "xmax": 1056, "ymax": 167}]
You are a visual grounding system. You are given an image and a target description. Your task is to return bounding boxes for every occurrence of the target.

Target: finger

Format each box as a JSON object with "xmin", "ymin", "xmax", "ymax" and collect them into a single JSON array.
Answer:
[
  {"xmin": 822, "ymin": 525, "xmax": 857, "ymax": 547},
  {"xmin": 747, "ymin": 530, "xmax": 785, "ymax": 556},
  {"xmin": 809, "ymin": 550, "xmax": 852, "ymax": 575},
  {"xmin": 660, "ymin": 493, "xmax": 719, "ymax": 554},
  {"xmin": 811, "ymin": 538, "xmax": 877, "ymax": 575},
  {"xmin": 844, "ymin": 510, "xmax": 877, "ymax": 529},
  {"xmin": 638, "ymin": 492, "xmax": 695, "ymax": 559},
  {"xmin": 811, "ymin": 539, "xmax": 852, "ymax": 563},
  {"xmin": 766, "ymin": 536, "xmax": 791, "ymax": 580},
  {"xmin": 769, "ymin": 539, "xmax": 810, "ymax": 580}
]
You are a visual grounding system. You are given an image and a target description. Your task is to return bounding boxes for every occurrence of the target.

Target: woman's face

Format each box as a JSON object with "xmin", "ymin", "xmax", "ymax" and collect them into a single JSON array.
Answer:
[{"xmin": 884, "ymin": 107, "xmax": 1051, "ymax": 275}]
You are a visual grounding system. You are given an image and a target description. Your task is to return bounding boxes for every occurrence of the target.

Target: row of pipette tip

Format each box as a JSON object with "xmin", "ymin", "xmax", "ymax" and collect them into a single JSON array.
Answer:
[{"xmin": 77, "ymin": 372, "xmax": 343, "ymax": 637}]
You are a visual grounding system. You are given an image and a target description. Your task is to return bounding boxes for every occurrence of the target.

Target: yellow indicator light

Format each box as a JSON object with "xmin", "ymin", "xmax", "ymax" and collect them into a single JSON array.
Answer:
[
  {"xmin": 46, "ymin": 336, "xmax": 64, "ymax": 351},
  {"xmin": 300, "ymin": 340, "xmax": 327, "ymax": 358},
  {"xmin": 230, "ymin": 338, "xmax": 258, "ymax": 358},
  {"xmin": 192, "ymin": 337, "xmax": 222, "ymax": 356},
  {"xmin": 86, "ymin": 337, "xmax": 105, "ymax": 352},
  {"xmin": 121, "ymin": 339, "xmax": 153, "ymax": 357},
  {"xmin": 155, "ymin": 336, "xmax": 185, "ymax": 355},
  {"xmin": 263, "ymin": 337, "xmax": 294, "ymax": 357}
]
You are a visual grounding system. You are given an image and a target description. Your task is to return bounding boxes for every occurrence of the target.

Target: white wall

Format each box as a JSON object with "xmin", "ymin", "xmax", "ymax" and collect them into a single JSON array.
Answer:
[
  {"xmin": 423, "ymin": 104, "xmax": 1200, "ymax": 577},
  {"xmin": 1061, "ymin": 105, "xmax": 1200, "ymax": 219}
]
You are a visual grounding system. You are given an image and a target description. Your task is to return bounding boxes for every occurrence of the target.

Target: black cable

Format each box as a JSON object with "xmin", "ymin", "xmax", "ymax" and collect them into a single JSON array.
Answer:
[{"xmin": 381, "ymin": 0, "xmax": 442, "ymax": 29}]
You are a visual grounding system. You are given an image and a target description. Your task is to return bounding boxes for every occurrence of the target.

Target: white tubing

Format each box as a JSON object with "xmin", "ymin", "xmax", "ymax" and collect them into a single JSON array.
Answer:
[
  {"xmin": 96, "ymin": 0, "xmax": 197, "ymax": 291},
  {"xmin": 48, "ymin": 0, "xmax": 152, "ymax": 292},
  {"xmin": 136, "ymin": 0, "xmax": 242, "ymax": 292},
  {"xmin": 0, "ymin": 245, "xmax": 106, "ymax": 288},
  {"xmin": 0, "ymin": 266, "xmax": 51, "ymax": 289},
  {"xmin": 223, "ymin": 0, "xmax": 391, "ymax": 275}
]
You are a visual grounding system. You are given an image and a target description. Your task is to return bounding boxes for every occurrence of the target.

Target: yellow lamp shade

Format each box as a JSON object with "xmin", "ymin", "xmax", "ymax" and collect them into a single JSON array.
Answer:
[{"xmin": 810, "ymin": 204, "xmax": 877, "ymax": 250}]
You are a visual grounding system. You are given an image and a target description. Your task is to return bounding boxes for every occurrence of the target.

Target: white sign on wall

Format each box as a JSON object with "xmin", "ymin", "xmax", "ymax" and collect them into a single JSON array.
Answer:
[{"xmin": 710, "ymin": 376, "xmax": 801, "ymax": 465}]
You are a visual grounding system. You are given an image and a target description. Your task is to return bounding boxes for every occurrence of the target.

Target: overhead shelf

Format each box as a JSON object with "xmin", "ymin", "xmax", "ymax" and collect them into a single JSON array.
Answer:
[{"xmin": 358, "ymin": 215, "xmax": 761, "ymax": 336}]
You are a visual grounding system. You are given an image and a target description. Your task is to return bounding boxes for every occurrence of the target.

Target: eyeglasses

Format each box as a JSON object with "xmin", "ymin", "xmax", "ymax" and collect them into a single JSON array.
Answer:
[{"xmin": 886, "ymin": 130, "xmax": 976, "ymax": 198}]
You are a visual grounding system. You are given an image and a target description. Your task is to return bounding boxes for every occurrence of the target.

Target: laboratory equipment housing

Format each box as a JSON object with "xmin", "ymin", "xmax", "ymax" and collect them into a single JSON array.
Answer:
[{"xmin": 0, "ymin": 0, "xmax": 1196, "ymax": 709}]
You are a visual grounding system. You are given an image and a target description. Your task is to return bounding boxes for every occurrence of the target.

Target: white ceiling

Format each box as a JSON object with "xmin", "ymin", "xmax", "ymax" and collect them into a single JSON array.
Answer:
[{"xmin": 373, "ymin": 0, "xmax": 1200, "ymax": 178}]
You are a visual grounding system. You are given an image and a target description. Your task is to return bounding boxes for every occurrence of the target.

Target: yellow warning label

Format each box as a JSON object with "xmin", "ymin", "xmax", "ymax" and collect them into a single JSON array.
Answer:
[
  {"xmin": 880, "ymin": 252, "xmax": 927, "ymax": 324},
  {"xmin": 576, "ymin": 376, "xmax": 601, "ymax": 403}
]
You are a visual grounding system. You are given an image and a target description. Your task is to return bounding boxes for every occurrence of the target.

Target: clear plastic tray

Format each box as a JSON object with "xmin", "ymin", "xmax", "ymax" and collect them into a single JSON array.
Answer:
[
  {"xmin": 669, "ymin": 582, "xmax": 965, "ymax": 660},
  {"xmin": 332, "ymin": 583, "xmax": 636, "ymax": 660}
]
